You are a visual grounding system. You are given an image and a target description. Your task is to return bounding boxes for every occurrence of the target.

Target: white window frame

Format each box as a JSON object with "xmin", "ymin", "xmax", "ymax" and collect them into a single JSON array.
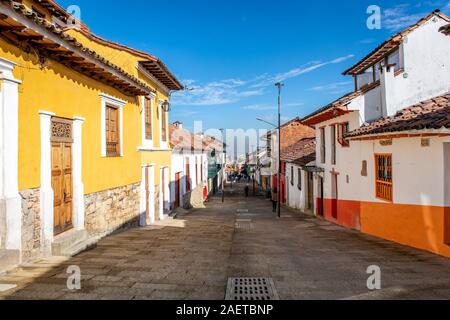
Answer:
[
  {"xmin": 159, "ymin": 99, "xmax": 169, "ymax": 149},
  {"xmin": 141, "ymin": 93, "xmax": 156, "ymax": 148},
  {"xmin": 100, "ymin": 93, "xmax": 125, "ymax": 157}
]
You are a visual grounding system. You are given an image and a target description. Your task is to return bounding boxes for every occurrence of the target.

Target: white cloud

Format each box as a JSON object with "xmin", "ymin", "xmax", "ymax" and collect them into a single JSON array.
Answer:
[
  {"xmin": 309, "ymin": 81, "xmax": 353, "ymax": 94},
  {"xmin": 243, "ymin": 104, "xmax": 277, "ymax": 111},
  {"xmin": 173, "ymin": 54, "xmax": 354, "ymax": 106},
  {"xmin": 380, "ymin": 3, "xmax": 443, "ymax": 32},
  {"xmin": 250, "ymin": 55, "xmax": 354, "ymax": 88},
  {"xmin": 286, "ymin": 102, "xmax": 304, "ymax": 107}
]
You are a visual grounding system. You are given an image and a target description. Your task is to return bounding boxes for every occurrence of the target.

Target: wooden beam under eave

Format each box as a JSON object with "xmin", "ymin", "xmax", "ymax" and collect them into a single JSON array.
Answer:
[{"xmin": 0, "ymin": 25, "xmax": 26, "ymax": 32}]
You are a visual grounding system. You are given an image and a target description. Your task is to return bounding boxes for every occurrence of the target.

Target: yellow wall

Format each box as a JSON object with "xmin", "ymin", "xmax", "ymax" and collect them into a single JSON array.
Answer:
[
  {"xmin": 65, "ymin": 29, "xmax": 171, "ymax": 151},
  {"xmin": 1, "ymin": 1, "xmax": 173, "ymax": 195},
  {"xmin": 64, "ymin": 29, "xmax": 173, "ymax": 185},
  {"xmin": 0, "ymin": 35, "xmax": 171, "ymax": 194}
]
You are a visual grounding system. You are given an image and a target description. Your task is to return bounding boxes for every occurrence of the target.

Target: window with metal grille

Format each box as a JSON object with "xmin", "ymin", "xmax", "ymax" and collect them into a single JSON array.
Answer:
[
  {"xmin": 291, "ymin": 166, "xmax": 294, "ymax": 186},
  {"xmin": 186, "ymin": 158, "xmax": 191, "ymax": 192},
  {"xmin": 320, "ymin": 127, "xmax": 326, "ymax": 164},
  {"xmin": 105, "ymin": 105, "xmax": 120, "ymax": 157},
  {"xmin": 144, "ymin": 97, "xmax": 152, "ymax": 140},
  {"xmin": 297, "ymin": 168, "xmax": 302, "ymax": 190},
  {"xmin": 375, "ymin": 154, "xmax": 393, "ymax": 202}
]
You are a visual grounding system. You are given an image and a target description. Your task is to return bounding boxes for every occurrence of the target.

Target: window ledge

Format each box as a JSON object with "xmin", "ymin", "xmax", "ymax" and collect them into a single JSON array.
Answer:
[{"xmin": 138, "ymin": 146, "xmax": 172, "ymax": 152}]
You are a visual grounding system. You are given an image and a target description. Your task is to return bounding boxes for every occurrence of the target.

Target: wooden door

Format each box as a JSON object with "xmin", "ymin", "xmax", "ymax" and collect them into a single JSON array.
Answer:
[
  {"xmin": 175, "ymin": 172, "xmax": 181, "ymax": 209},
  {"xmin": 307, "ymin": 172, "xmax": 314, "ymax": 210},
  {"xmin": 52, "ymin": 142, "xmax": 73, "ymax": 235},
  {"xmin": 317, "ymin": 177, "xmax": 324, "ymax": 217}
]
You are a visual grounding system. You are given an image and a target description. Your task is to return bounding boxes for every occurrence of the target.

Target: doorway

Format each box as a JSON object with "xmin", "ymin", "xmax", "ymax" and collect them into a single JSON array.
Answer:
[
  {"xmin": 317, "ymin": 176, "xmax": 324, "ymax": 217},
  {"xmin": 51, "ymin": 118, "xmax": 74, "ymax": 236},
  {"xmin": 307, "ymin": 172, "xmax": 314, "ymax": 211},
  {"xmin": 174, "ymin": 172, "xmax": 181, "ymax": 209},
  {"xmin": 444, "ymin": 143, "xmax": 450, "ymax": 244},
  {"xmin": 331, "ymin": 173, "xmax": 338, "ymax": 220}
]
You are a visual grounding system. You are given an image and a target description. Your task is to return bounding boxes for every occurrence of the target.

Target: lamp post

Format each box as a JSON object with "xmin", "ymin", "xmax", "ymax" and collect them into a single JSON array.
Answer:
[
  {"xmin": 220, "ymin": 128, "xmax": 226, "ymax": 203},
  {"xmin": 275, "ymin": 82, "xmax": 284, "ymax": 218},
  {"xmin": 255, "ymin": 82, "xmax": 284, "ymax": 218}
]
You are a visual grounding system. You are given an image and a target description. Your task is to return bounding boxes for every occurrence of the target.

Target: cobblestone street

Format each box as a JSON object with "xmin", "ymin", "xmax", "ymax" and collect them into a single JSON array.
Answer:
[{"xmin": 1, "ymin": 184, "xmax": 449, "ymax": 300}]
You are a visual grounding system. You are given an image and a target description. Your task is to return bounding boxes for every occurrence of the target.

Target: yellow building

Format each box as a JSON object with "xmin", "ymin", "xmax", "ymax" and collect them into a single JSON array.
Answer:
[{"xmin": 0, "ymin": 0, "xmax": 182, "ymax": 266}]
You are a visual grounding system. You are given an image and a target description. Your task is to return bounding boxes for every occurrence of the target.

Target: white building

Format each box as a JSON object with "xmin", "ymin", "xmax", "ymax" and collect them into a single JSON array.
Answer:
[
  {"xmin": 301, "ymin": 10, "xmax": 450, "ymax": 258},
  {"xmin": 282, "ymin": 138, "xmax": 317, "ymax": 214},
  {"xmin": 169, "ymin": 123, "xmax": 224, "ymax": 211}
]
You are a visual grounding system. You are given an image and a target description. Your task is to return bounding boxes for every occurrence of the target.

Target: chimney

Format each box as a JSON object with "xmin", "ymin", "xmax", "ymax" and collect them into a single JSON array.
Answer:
[{"xmin": 173, "ymin": 121, "xmax": 183, "ymax": 129}]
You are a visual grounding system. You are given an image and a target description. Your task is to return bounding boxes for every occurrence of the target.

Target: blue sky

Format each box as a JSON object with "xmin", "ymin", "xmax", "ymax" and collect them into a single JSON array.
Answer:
[{"xmin": 59, "ymin": 0, "xmax": 450, "ymax": 133}]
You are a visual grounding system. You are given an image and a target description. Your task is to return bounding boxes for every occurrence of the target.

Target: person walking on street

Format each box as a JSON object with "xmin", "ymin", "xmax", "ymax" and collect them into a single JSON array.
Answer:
[
  {"xmin": 244, "ymin": 184, "xmax": 250, "ymax": 198},
  {"xmin": 272, "ymin": 187, "xmax": 278, "ymax": 213}
]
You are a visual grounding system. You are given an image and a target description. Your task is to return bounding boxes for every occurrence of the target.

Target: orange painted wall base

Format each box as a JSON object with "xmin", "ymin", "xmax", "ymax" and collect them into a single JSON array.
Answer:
[
  {"xmin": 361, "ymin": 202, "xmax": 450, "ymax": 258},
  {"xmin": 316, "ymin": 198, "xmax": 450, "ymax": 258},
  {"xmin": 319, "ymin": 198, "xmax": 361, "ymax": 230}
]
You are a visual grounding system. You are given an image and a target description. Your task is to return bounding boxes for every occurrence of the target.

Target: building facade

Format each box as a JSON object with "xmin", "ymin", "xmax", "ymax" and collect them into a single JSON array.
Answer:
[
  {"xmin": 302, "ymin": 10, "xmax": 450, "ymax": 257},
  {"xmin": 169, "ymin": 123, "xmax": 225, "ymax": 210},
  {"xmin": 0, "ymin": 0, "xmax": 182, "ymax": 270}
]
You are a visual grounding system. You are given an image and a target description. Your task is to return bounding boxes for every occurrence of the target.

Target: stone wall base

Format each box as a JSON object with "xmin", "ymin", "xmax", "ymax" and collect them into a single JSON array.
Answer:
[
  {"xmin": 183, "ymin": 185, "xmax": 205, "ymax": 209},
  {"xmin": 85, "ymin": 182, "xmax": 141, "ymax": 237},
  {"xmin": 20, "ymin": 189, "xmax": 41, "ymax": 262}
]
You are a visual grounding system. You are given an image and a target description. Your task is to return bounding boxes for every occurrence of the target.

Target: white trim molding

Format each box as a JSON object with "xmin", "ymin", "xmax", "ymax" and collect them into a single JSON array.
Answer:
[
  {"xmin": 0, "ymin": 57, "xmax": 22, "ymax": 252},
  {"xmin": 100, "ymin": 93, "xmax": 126, "ymax": 157},
  {"xmin": 72, "ymin": 116, "xmax": 85, "ymax": 231},
  {"xmin": 140, "ymin": 164, "xmax": 156, "ymax": 226},
  {"xmin": 39, "ymin": 110, "xmax": 55, "ymax": 253}
]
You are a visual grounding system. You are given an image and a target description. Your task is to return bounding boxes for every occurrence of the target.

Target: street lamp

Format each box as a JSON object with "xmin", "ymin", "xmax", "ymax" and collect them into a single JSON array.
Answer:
[
  {"xmin": 220, "ymin": 128, "xmax": 226, "ymax": 203},
  {"xmin": 275, "ymin": 82, "xmax": 284, "ymax": 218},
  {"xmin": 255, "ymin": 82, "xmax": 284, "ymax": 218}
]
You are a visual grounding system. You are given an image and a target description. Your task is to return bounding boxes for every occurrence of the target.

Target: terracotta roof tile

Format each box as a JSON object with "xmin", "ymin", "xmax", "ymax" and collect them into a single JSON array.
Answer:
[
  {"xmin": 2, "ymin": 1, "xmax": 153, "ymax": 96},
  {"xmin": 169, "ymin": 125, "xmax": 223, "ymax": 153},
  {"xmin": 346, "ymin": 93, "xmax": 450, "ymax": 138}
]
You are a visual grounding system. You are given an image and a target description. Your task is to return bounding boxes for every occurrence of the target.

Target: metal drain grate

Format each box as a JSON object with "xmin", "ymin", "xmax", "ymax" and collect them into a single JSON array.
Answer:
[
  {"xmin": 235, "ymin": 219, "xmax": 254, "ymax": 231},
  {"xmin": 226, "ymin": 278, "xmax": 279, "ymax": 300}
]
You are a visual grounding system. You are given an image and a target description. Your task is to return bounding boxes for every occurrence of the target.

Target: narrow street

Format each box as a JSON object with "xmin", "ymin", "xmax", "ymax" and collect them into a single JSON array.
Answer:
[{"xmin": 1, "ymin": 183, "xmax": 449, "ymax": 300}]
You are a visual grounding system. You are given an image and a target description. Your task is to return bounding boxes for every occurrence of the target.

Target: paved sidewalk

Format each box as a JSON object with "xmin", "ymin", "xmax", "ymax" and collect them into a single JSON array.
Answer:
[{"xmin": 0, "ymin": 183, "xmax": 449, "ymax": 300}]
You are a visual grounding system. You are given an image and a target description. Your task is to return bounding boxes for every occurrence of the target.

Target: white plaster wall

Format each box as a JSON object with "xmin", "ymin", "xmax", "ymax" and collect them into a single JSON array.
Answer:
[
  {"xmin": 357, "ymin": 136, "xmax": 450, "ymax": 206},
  {"xmin": 286, "ymin": 164, "xmax": 305, "ymax": 210},
  {"xmin": 347, "ymin": 16, "xmax": 449, "ymax": 122},
  {"xmin": 315, "ymin": 112, "xmax": 363, "ymax": 203},
  {"xmin": 170, "ymin": 154, "xmax": 185, "ymax": 206},
  {"xmin": 389, "ymin": 16, "xmax": 450, "ymax": 114}
]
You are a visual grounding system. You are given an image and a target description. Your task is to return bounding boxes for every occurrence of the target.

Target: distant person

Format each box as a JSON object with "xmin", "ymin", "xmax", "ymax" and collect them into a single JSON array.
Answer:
[
  {"xmin": 244, "ymin": 184, "xmax": 250, "ymax": 198},
  {"xmin": 272, "ymin": 187, "xmax": 278, "ymax": 213},
  {"xmin": 266, "ymin": 185, "xmax": 271, "ymax": 199}
]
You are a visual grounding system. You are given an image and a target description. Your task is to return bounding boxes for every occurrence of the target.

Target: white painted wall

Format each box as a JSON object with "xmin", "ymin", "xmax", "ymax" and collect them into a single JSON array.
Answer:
[
  {"xmin": 350, "ymin": 15, "xmax": 450, "ymax": 123},
  {"xmin": 0, "ymin": 57, "xmax": 22, "ymax": 251},
  {"xmin": 315, "ymin": 112, "xmax": 450, "ymax": 208},
  {"xmin": 311, "ymin": 16, "xmax": 450, "ymax": 210},
  {"xmin": 170, "ymin": 151, "xmax": 209, "ymax": 208},
  {"xmin": 286, "ymin": 164, "xmax": 303, "ymax": 210}
]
